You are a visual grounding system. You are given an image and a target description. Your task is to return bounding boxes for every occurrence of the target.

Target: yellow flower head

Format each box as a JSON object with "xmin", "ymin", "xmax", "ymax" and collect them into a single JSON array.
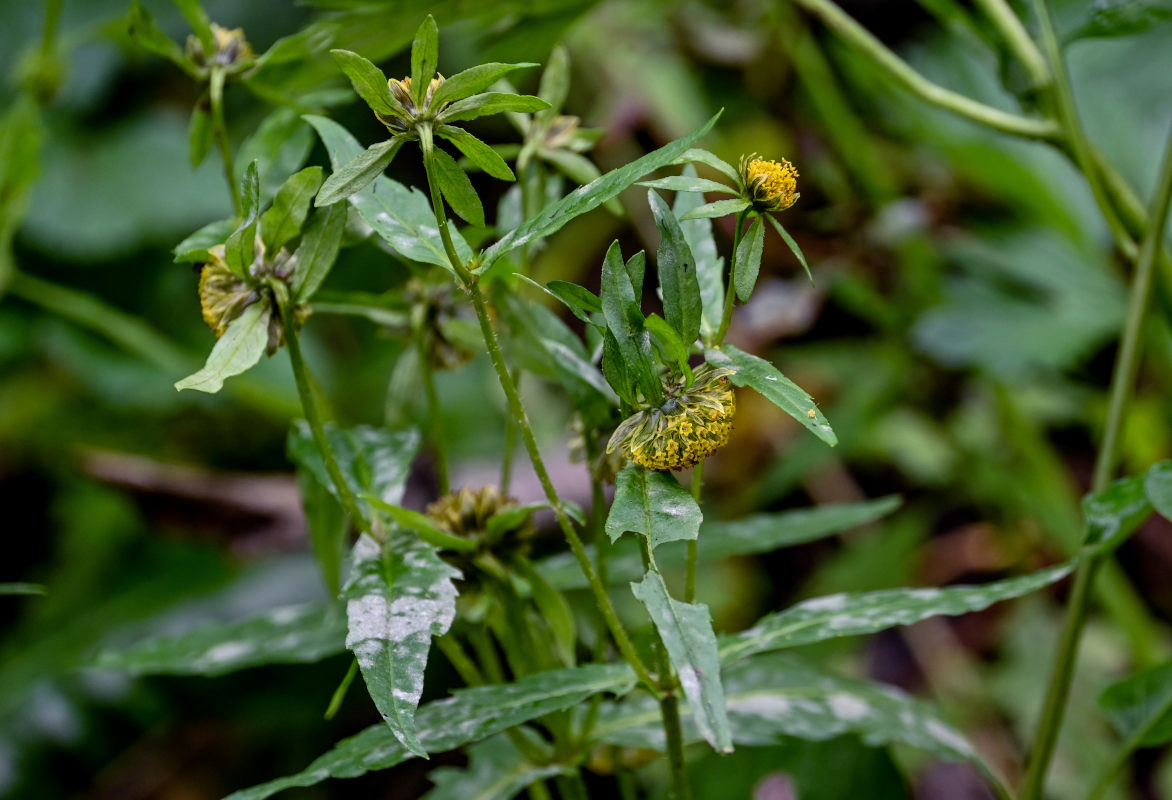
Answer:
[
  {"xmin": 607, "ymin": 365, "xmax": 737, "ymax": 471},
  {"xmin": 739, "ymin": 153, "xmax": 799, "ymax": 213},
  {"xmin": 198, "ymin": 245, "xmax": 255, "ymax": 337},
  {"xmin": 186, "ymin": 24, "xmax": 253, "ymax": 71}
]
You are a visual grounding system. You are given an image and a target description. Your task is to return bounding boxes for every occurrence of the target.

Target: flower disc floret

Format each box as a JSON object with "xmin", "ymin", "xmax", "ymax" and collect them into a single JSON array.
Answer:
[
  {"xmin": 426, "ymin": 486, "xmax": 535, "ymax": 548},
  {"xmin": 607, "ymin": 365, "xmax": 737, "ymax": 471},
  {"xmin": 738, "ymin": 153, "xmax": 799, "ymax": 213},
  {"xmin": 378, "ymin": 75, "xmax": 447, "ymax": 132}
]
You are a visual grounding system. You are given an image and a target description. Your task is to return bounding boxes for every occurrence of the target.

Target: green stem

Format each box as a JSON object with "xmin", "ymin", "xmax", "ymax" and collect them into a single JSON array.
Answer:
[
  {"xmin": 715, "ymin": 210, "xmax": 749, "ymax": 344},
  {"xmin": 436, "ymin": 634, "xmax": 484, "ymax": 686},
  {"xmin": 415, "ymin": 329, "xmax": 451, "ymax": 494},
  {"xmin": 419, "ymin": 132, "xmax": 660, "ymax": 695},
  {"xmin": 791, "ymin": 0, "xmax": 1061, "ymax": 140},
  {"xmin": 1028, "ymin": 0, "xmax": 1135, "ymax": 261},
  {"xmin": 278, "ymin": 289, "xmax": 372, "ymax": 539},
  {"xmin": 659, "ymin": 692, "xmax": 692, "ymax": 800},
  {"xmin": 40, "ymin": 0, "xmax": 63, "ymax": 61},
  {"xmin": 501, "ymin": 369, "xmax": 520, "ymax": 494},
  {"xmin": 209, "ymin": 66, "xmax": 241, "ymax": 217},
  {"xmin": 972, "ymin": 0, "xmax": 1050, "ymax": 88},
  {"xmin": 686, "ymin": 462, "xmax": 702, "ymax": 603},
  {"xmin": 1021, "ymin": 116, "xmax": 1172, "ymax": 800},
  {"xmin": 578, "ymin": 436, "xmax": 615, "ymax": 743}
]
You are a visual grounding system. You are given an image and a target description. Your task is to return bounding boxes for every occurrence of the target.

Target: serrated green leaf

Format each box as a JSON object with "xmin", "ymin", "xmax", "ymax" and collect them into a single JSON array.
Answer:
[
  {"xmin": 1144, "ymin": 461, "xmax": 1172, "ymax": 520},
  {"xmin": 305, "ymin": 115, "xmax": 471, "ymax": 268},
  {"xmin": 631, "ymin": 571, "xmax": 732, "ymax": 753},
  {"xmin": 431, "ymin": 62, "xmax": 538, "ymax": 108},
  {"xmin": 680, "ymin": 198, "xmax": 751, "ymax": 221},
  {"xmin": 431, "ymin": 146, "xmax": 484, "ymax": 227},
  {"xmin": 1100, "ymin": 660, "xmax": 1172, "ymax": 746},
  {"xmin": 330, "ymin": 49, "xmax": 398, "ymax": 116},
  {"xmin": 410, "ymin": 15, "xmax": 440, "ymax": 109},
  {"xmin": 261, "ymin": 166, "xmax": 323, "ymax": 253},
  {"xmin": 483, "ymin": 113, "xmax": 721, "ymax": 270},
  {"xmin": 606, "ymin": 464, "xmax": 702, "ymax": 548},
  {"xmin": 1082, "ymin": 473, "xmax": 1152, "ymax": 553},
  {"xmin": 705, "ymin": 344, "xmax": 836, "ymax": 446},
  {"xmin": 649, "ymin": 190, "xmax": 703, "ymax": 346},
  {"xmin": 600, "ymin": 242, "xmax": 662, "ymax": 404},
  {"xmin": 344, "ymin": 533, "xmax": 461, "ymax": 757},
  {"xmin": 734, "ymin": 216, "xmax": 765, "ymax": 302},
  {"xmin": 423, "ymin": 734, "xmax": 568, "ymax": 800},
  {"xmin": 287, "ymin": 422, "xmax": 420, "ymax": 525},
  {"xmin": 225, "ymin": 161, "xmax": 261, "ymax": 279},
  {"xmin": 672, "ymin": 148, "xmax": 740, "ymax": 183},
  {"xmin": 188, "ymin": 101, "xmax": 212, "ymax": 167},
  {"xmin": 175, "ymin": 303, "xmax": 270, "ymax": 393},
  {"xmin": 541, "ymin": 496, "xmax": 903, "ymax": 591},
  {"xmin": 626, "ymin": 250, "xmax": 646, "ymax": 298},
  {"xmin": 514, "ymin": 274, "xmax": 602, "ymax": 325},
  {"xmin": 440, "ymin": 93, "xmax": 550, "ymax": 124},
  {"xmin": 437, "ymin": 126, "xmax": 514, "ymax": 181},
  {"xmin": 639, "ymin": 176, "xmax": 737, "ymax": 195},
  {"xmin": 292, "ymin": 204, "xmax": 347, "ymax": 302},
  {"xmin": 236, "ymin": 107, "xmax": 315, "ymax": 198},
  {"xmin": 94, "ymin": 604, "xmax": 346, "ymax": 676},
  {"xmin": 223, "ymin": 663, "xmax": 634, "ymax": 800},
  {"xmin": 316, "ymin": 137, "xmax": 403, "ymax": 207},
  {"xmin": 254, "ymin": 24, "xmax": 336, "ymax": 72},
  {"xmin": 603, "ymin": 328, "xmax": 637, "ymax": 407},
  {"xmin": 645, "ymin": 314, "xmax": 692, "ymax": 377},
  {"xmin": 718, "ymin": 563, "xmax": 1073, "ymax": 664},
  {"xmin": 767, "ymin": 214, "xmax": 813, "ymax": 285},
  {"xmin": 126, "ymin": 2, "xmax": 195, "ymax": 76},
  {"xmin": 593, "ymin": 653, "xmax": 994, "ymax": 782},
  {"xmin": 174, "ymin": 217, "xmax": 235, "ymax": 263}
]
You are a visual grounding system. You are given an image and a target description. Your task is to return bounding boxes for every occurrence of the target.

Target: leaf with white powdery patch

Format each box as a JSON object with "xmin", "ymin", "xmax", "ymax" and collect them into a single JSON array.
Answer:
[
  {"xmin": 423, "ymin": 734, "xmax": 568, "ymax": 800},
  {"xmin": 175, "ymin": 303, "xmax": 270, "ymax": 393},
  {"xmin": 344, "ymin": 533, "xmax": 461, "ymax": 758},
  {"xmin": 631, "ymin": 571, "xmax": 732, "ymax": 753}
]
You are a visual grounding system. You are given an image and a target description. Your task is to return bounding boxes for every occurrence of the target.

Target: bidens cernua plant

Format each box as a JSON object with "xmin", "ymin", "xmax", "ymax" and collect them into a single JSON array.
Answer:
[{"xmin": 95, "ymin": 7, "xmax": 1119, "ymax": 800}]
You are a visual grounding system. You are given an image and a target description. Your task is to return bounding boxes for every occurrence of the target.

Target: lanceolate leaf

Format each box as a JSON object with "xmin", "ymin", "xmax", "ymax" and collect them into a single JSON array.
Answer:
[
  {"xmin": 733, "ymin": 216, "xmax": 765, "ymax": 302},
  {"xmin": 316, "ymin": 137, "xmax": 404, "ymax": 207},
  {"xmin": 672, "ymin": 148, "xmax": 739, "ymax": 183},
  {"xmin": 679, "ymin": 198, "xmax": 750, "ymax": 221},
  {"xmin": 175, "ymin": 303, "xmax": 270, "ymax": 393},
  {"xmin": 261, "ymin": 166, "xmax": 324, "ymax": 253},
  {"xmin": 423, "ymin": 734, "xmax": 568, "ymax": 800},
  {"xmin": 600, "ymin": 242, "xmax": 662, "ymax": 404},
  {"xmin": 649, "ymin": 190, "xmax": 703, "ymax": 346},
  {"xmin": 437, "ymin": 126, "xmax": 515, "ymax": 181},
  {"xmin": 631, "ymin": 572, "xmax": 732, "ymax": 753},
  {"xmin": 188, "ymin": 101, "xmax": 213, "ymax": 167},
  {"xmin": 639, "ymin": 176, "xmax": 737, "ymax": 195},
  {"xmin": 430, "ymin": 62, "xmax": 538, "ymax": 108},
  {"xmin": 536, "ymin": 45, "xmax": 570, "ymax": 123},
  {"xmin": 705, "ymin": 344, "xmax": 836, "ymax": 446},
  {"xmin": 1068, "ymin": 0, "xmax": 1172, "ymax": 42},
  {"xmin": 431, "ymin": 146, "xmax": 485, "ymax": 227},
  {"xmin": 673, "ymin": 165, "xmax": 725, "ymax": 341},
  {"xmin": 606, "ymin": 464, "xmax": 702, "ymax": 548},
  {"xmin": 297, "ymin": 468, "xmax": 348, "ymax": 595},
  {"xmin": 126, "ymin": 2, "xmax": 196, "ymax": 77},
  {"xmin": 287, "ymin": 422, "xmax": 419, "ymax": 524},
  {"xmin": 592, "ymin": 654, "xmax": 994, "ymax": 782},
  {"xmin": 482, "ymin": 112, "xmax": 722, "ymax": 270},
  {"xmin": 344, "ymin": 533, "xmax": 461, "ymax": 757},
  {"xmin": 440, "ymin": 93, "xmax": 550, "ymax": 124},
  {"xmin": 225, "ymin": 161, "xmax": 262, "ymax": 279},
  {"xmin": 718, "ymin": 563, "xmax": 1074, "ymax": 664},
  {"xmin": 1146, "ymin": 461, "xmax": 1172, "ymax": 520},
  {"xmin": 174, "ymin": 217, "xmax": 235, "ymax": 263},
  {"xmin": 292, "ymin": 203, "xmax": 347, "ymax": 302},
  {"xmin": 94, "ymin": 604, "xmax": 346, "ymax": 676},
  {"xmin": 1100, "ymin": 660, "xmax": 1172, "ymax": 747},
  {"xmin": 306, "ymin": 115, "xmax": 472, "ymax": 268},
  {"xmin": 330, "ymin": 49, "xmax": 397, "ymax": 115},
  {"xmin": 223, "ymin": 664, "xmax": 634, "ymax": 800},
  {"xmin": 541, "ymin": 496, "xmax": 902, "ymax": 590},
  {"xmin": 767, "ymin": 214, "xmax": 813, "ymax": 285},
  {"xmin": 410, "ymin": 15, "xmax": 440, "ymax": 109}
]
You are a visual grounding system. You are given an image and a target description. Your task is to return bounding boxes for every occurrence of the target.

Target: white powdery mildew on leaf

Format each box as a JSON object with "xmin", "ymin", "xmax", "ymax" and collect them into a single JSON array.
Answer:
[
  {"xmin": 826, "ymin": 692, "xmax": 870, "ymax": 722},
  {"xmin": 198, "ymin": 640, "xmax": 254, "ymax": 668},
  {"xmin": 797, "ymin": 594, "xmax": 847, "ymax": 613}
]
